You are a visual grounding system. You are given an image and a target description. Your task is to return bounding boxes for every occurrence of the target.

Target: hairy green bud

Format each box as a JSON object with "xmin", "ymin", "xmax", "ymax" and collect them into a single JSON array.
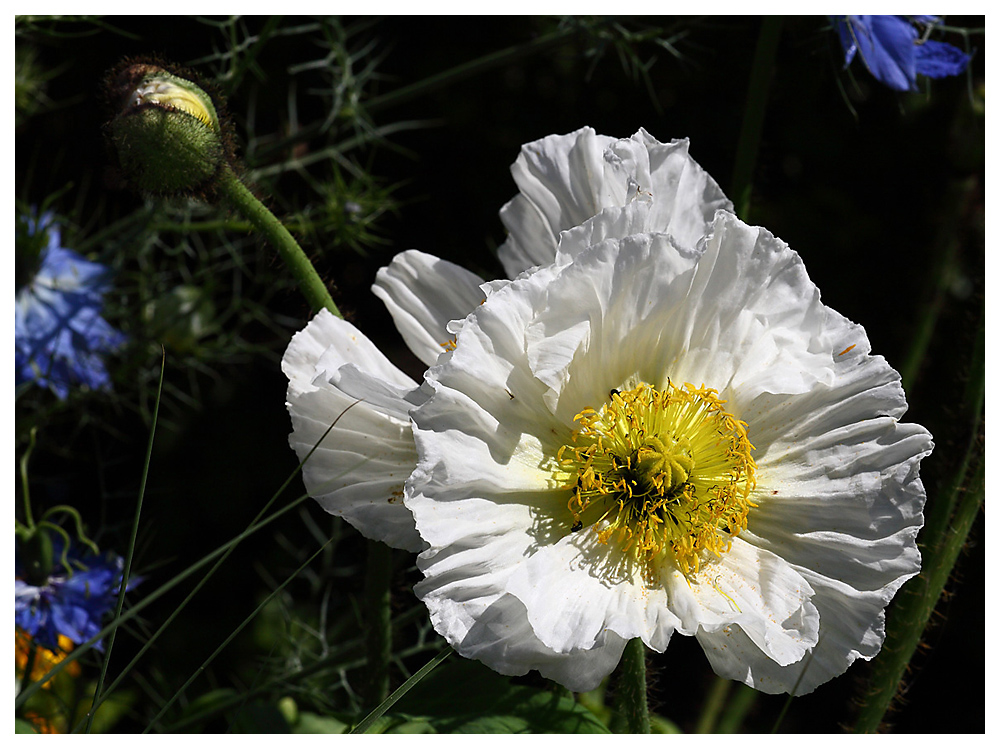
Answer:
[{"xmin": 105, "ymin": 60, "xmax": 231, "ymax": 197}]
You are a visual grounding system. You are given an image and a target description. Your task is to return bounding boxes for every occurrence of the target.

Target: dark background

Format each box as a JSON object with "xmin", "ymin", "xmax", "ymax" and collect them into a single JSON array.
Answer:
[{"xmin": 15, "ymin": 16, "xmax": 984, "ymax": 733}]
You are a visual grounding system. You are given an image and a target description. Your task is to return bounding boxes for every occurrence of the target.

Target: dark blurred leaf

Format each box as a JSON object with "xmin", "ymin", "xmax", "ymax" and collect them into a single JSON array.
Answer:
[
  {"xmin": 15, "ymin": 718, "xmax": 42, "ymax": 733},
  {"xmin": 291, "ymin": 711, "xmax": 350, "ymax": 734},
  {"xmin": 74, "ymin": 685, "xmax": 137, "ymax": 734},
  {"xmin": 229, "ymin": 700, "xmax": 291, "ymax": 733},
  {"xmin": 389, "ymin": 658, "xmax": 609, "ymax": 734}
]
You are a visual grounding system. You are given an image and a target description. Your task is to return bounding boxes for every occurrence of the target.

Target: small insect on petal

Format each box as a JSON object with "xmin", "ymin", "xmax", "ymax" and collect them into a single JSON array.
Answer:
[{"xmin": 837, "ymin": 344, "xmax": 857, "ymax": 357}]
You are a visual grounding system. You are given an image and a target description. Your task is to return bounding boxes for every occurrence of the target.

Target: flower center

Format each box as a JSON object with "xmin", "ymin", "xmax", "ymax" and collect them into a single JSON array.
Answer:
[{"xmin": 557, "ymin": 381, "xmax": 757, "ymax": 575}]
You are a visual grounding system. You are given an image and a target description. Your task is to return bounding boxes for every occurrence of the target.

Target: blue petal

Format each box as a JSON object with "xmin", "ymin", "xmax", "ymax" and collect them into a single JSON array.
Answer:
[
  {"xmin": 14, "ymin": 214, "xmax": 126, "ymax": 399},
  {"xmin": 833, "ymin": 17, "xmax": 859, "ymax": 66},
  {"xmin": 915, "ymin": 39, "xmax": 971, "ymax": 79},
  {"xmin": 14, "ymin": 545, "xmax": 139, "ymax": 651},
  {"xmin": 856, "ymin": 15, "xmax": 920, "ymax": 92}
]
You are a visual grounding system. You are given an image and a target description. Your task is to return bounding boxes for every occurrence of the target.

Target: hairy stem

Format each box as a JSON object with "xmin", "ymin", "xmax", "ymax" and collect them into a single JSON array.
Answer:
[
  {"xmin": 614, "ymin": 638, "xmax": 651, "ymax": 733},
  {"xmin": 216, "ymin": 166, "xmax": 340, "ymax": 317}
]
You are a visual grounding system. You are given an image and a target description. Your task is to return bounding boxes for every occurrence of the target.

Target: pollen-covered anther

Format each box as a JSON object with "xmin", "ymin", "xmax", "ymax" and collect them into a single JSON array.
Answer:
[{"xmin": 558, "ymin": 381, "xmax": 757, "ymax": 576}]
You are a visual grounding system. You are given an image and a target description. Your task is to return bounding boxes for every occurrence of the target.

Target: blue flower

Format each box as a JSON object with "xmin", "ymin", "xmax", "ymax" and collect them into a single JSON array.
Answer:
[
  {"xmin": 14, "ymin": 542, "xmax": 139, "ymax": 652},
  {"xmin": 833, "ymin": 15, "xmax": 971, "ymax": 92},
  {"xmin": 15, "ymin": 211, "xmax": 127, "ymax": 399}
]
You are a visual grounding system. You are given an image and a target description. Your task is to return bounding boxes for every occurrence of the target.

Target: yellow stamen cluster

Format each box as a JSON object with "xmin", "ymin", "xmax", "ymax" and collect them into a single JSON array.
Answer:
[{"xmin": 557, "ymin": 381, "xmax": 757, "ymax": 576}]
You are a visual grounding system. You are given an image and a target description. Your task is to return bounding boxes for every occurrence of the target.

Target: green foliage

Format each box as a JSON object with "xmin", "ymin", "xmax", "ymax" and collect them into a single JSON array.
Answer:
[
  {"xmin": 170, "ymin": 689, "xmax": 291, "ymax": 733},
  {"xmin": 387, "ymin": 658, "xmax": 610, "ymax": 734}
]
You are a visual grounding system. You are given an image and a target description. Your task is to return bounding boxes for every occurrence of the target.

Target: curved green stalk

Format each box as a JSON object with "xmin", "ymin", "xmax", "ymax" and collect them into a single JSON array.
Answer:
[
  {"xmin": 18, "ymin": 427, "xmax": 38, "ymax": 528},
  {"xmin": 216, "ymin": 166, "xmax": 340, "ymax": 317}
]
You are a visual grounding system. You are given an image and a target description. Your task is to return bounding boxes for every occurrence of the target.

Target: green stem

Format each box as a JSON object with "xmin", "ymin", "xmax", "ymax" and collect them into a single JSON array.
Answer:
[
  {"xmin": 852, "ymin": 296, "xmax": 983, "ymax": 732},
  {"xmin": 19, "ymin": 427, "xmax": 38, "ymax": 528},
  {"xmin": 614, "ymin": 638, "xmax": 650, "ymax": 733},
  {"xmin": 85, "ymin": 350, "xmax": 163, "ymax": 732},
  {"xmin": 365, "ymin": 26, "xmax": 577, "ymax": 115},
  {"xmin": 852, "ymin": 450, "xmax": 984, "ymax": 731},
  {"xmin": 694, "ymin": 676, "xmax": 731, "ymax": 733},
  {"xmin": 74, "ymin": 402, "xmax": 363, "ymax": 725},
  {"xmin": 898, "ymin": 178, "xmax": 977, "ymax": 391},
  {"xmin": 363, "ymin": 540, "xmax": 393, "ymax": 711},
  {"xmin": 351, "ymin": 649, "xmax": 452, "ymax": 734},
  {"xmin": 920, "ymin": 316, "xmax": 984, "ymax": 557},
  {"xmin": 716, "ymin": 684, "xmax": 758, "ymax": 733},
  {"xmin": 216, "ymin": 166, "xmax": 340, "ymax": 317},
  {"xmin": 730, "ymin": 16, "xmax": 783, "ymax": 220}
]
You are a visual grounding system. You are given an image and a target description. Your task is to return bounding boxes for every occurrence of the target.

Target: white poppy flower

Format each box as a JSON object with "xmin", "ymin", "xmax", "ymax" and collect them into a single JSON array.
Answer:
[{"xmin": 405, "ymin": 204, "xmax": 933, "ymax": 695}]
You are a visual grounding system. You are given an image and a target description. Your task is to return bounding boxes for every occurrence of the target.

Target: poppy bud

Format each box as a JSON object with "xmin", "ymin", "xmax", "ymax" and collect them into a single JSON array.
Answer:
[{"xmin": 105, "ymin": 61, "xmax": 229, "ymax": 197}]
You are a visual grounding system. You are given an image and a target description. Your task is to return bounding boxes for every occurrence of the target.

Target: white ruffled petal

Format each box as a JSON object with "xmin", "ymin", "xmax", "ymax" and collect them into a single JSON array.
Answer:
[
  {"xmin": 424, "ymin": 587, "xmax": 628, "ymax": 692},
  {"xmin": 408, "ymin": 486, "xmax": 630, "ymax": 692},
  {"xmin": 497, "ymin": 127, "xmax": 616, "ymax": 276},
  {"xmin": 496, "ymin": 194, "xmax": 560, "ymax": 278},
  {"xmin": 706, "ymin": 398, "xmax": 931, "ymax": 693},
  {"xmin": 605, "ymin": 130, "xmax": 731, "ymax": 249},
  {"xmin": 662, "ymin": 212, "xmax": 839, "ymax": 401},
  {"xmin": 497, "ymin": 127, "xmax": 729, "ymax": 277},
  {"xmin": 684, "ymin": 539, "xmax": 819, "ymax": 667},
  {"xmin": 372, "ymin": 250, "xmax": 488, "ymax": 367},
  {"xmin": 696, "ymin": 579, "xmax": 893, "ymax": 695},
  {"xmin": 505, "ymin": 530, "xmax": 680, "ymax": 654},
  {"xmin": 283, "ymin": 310, "xmax": 426, "ymax": 552},
  {"xmin": 282, "ymin": 309, "xmax": 417, "ymax": 398},
  {"xmin": 525, "ymin": 231, "xmax": 702, "ymax": 422}
]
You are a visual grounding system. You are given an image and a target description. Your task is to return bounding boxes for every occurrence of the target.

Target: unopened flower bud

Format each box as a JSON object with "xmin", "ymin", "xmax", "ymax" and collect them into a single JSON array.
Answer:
[{"xmin": 105, "ymin": 61, "xmax": 230, "ymax": 197}]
